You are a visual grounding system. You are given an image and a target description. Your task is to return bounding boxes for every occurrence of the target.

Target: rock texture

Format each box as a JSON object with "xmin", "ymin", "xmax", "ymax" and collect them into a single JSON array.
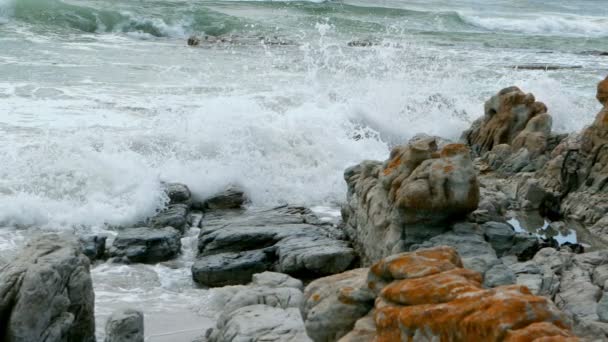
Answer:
[
  {"xmin": 109, "ymin": 227, "xmax": 181, "ymax": 263},
  {"xmin": 206, "ymin": 272, "xmax": 311, "ymax": 342},
  {"xmin": 535, "ymin": 78, "xmax": 608, "ymax": 230},
  {"xmin": 342, "ymin": 139, "xmax": 479, "ymax": 264},
  {"xmin": 192, "ymin": 206, "xmax": 355, "ymax": 287},
  {"xmin": 301, "ymin": 246, "xmax": 578, "ymax": 342},
  {"xmin": 105, "ymin": 308, "xmax": 144, "ymax": 342},
  {"xmin": 0, "ymin": 234, "xmax": 95, "ymax": 342}
]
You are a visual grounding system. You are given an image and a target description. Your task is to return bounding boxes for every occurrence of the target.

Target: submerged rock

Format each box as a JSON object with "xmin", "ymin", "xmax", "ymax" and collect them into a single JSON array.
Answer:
[
  {"xmin": 105, "ymin": 308, "xmax": 144, "ymax": 342},
  {"xmin": 109, "ymin": 227, "xmax": 181, "ymax": 263},
  {"xmin": 0, "ymin": 234, "xmax": 95, "ymax": 342}
]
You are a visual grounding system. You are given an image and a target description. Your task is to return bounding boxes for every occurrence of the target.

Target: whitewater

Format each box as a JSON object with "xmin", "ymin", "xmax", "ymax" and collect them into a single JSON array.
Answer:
[{"xmin": 0, "ymin": 0, "xmax": 607, "ymax": 339}]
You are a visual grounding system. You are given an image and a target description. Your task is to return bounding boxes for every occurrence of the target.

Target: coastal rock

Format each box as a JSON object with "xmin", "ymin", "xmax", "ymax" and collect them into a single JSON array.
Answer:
[
  {"xmin": 80, "ymin": 234, "xmax": 107, "ymax": 261},
  {"xmin": 483, "ymin": 263, "xmax": 516, "ymax": 287},
  {"xmin": 536, "ymin": 77, "xmax": 608, "ymax": 227},
  {"xmin": 462, "ymin": 86, "xmax": 549, "ymax": 157},
  {"xmin": 301, "ymin": 268, "xmax": 374, "ymax": 342},
  {"xmin": 193, "ymin": 206, "xmax": 355, "ymax": 286},
  {"xmin": 598, "ymin": 292, "xmax": 608, "ymax": 323},
  {"xmin": 342, "ymin": 139, "xmax": 479, "ymax": 264},
  {"xmin": 195, "ymin": 185, "xmax": 247, "ymax": 210},
  {"xmin": 192, "ymin": 249, "xmax": 274, "ymax": 287},
  {"xmin": 303, "ymin": 246, "xmax": 577, "ymax": 341},
  {"xmin": 104, "ymin": 308, "xmax": 144, "ymax": 342},
  {"xmin": 482, "ymin": 221, "xmax": 516, "ymax": 256},
  {"xmin": 0, "ymin": 234, "xmax": 95, "ymax": 342},
  {"xmin": 598, "ymin": 76, "xmax": 608, "ymax": 105},
  {"xmin": 150, "ymin": 203, "xmax": 189, "ymax": 234},
  {"xmin": 187, "ymin": 36, "xmax": 200, "ymax": 46},
  {"xmin": 207, "ymin": 272, "xmax": 310, "ymax": 342},
  {"xmin": 109, "ymin": 227, "xmax": 181, "ymax": 263},
  {"xmin": 208, "ymin": 305, "xmax": 310, "ymax": 342},
  {"xmin": 164, "ymin": 182, "xmax": 191, "ymax": 205}
]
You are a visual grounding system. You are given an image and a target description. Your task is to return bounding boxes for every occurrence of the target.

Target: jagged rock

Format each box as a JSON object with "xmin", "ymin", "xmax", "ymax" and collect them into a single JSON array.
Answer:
[
  {"xmin": 164, "ymin": 182, "xmax": 191, "ymax": 205},
  {"xmin": 80, "ymin": 234, "xmax": 107, "ymax": 261},
  {"xmin": 594, "ymin": 264, "xmax": 608, "ymax": 288},
  {"xmin": 192, "ymin": 249, "xmax": 274, "ymax": 287},
  {"xmin": 517, "ymin": 178, "xmax": 548, "ymax": 210},
  {"xmin": 109, "ymin": 227, "xmax": 181, "ymax": 263},
  {"xmin": 598, "ymin": 76, "xmax": 608, "ymax": 105},
  {"xmin": 301, "ymin": 268, "xmax": 374, "ymax": 342},
  {"xmin": 150, "ymin": 203, "xmax": 189, "ymax": 234},
  {"xmin": 104, "ymin": 308, "xmax": 144, "ymax": 342},
  {"xmin": 187, "ymin": 36, "xmax": 200, "ymax": 46},
  {"xmin": 536, "ymin": 78, "xmax": 608, "ymax": 228},
  {"xmin": 508, "ymin": 232, "xmax": 542, "ymax": 261},
  {"xmin": 462, "ymin": 86, "xmax": 549, "ymax": 157},
  {"xmin": 193, "ymin": 206, "xmax": 355, "ymax": 286},
  {"xmin": 0, "ymin": 234, "xmax": 95, "ymax": 342},
  {"xmin": 342, "ymin": 140, "xmax": 479, "ymax": 264},
  {"xmin": 195, "ymin": 185, "xmax": 247, "ymax": 210}
]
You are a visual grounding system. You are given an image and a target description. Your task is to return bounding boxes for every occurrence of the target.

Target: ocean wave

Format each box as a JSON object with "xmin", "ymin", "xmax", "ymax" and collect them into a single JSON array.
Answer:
[
  {"xmin": 459, "ymin": 13, "xmax": 608, "ymax": 37},
  {"xmin": 5, "ymin": 0, "xmax": 244, "ymax": 37}
]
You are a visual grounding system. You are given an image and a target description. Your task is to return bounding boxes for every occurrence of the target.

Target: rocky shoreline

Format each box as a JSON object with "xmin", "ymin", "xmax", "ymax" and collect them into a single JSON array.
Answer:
[{"xmin": 2, "ymin": 77, "xmax": 608, "ymax": 341}]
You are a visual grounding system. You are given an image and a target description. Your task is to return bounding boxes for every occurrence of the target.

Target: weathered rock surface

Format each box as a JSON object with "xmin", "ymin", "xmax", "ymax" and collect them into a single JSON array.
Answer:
[
  {"xmin": 342, "ymin": 139, "xmax": 479, "ymax": 264},
  {"xmin": 207, "ymin": 272, "xmax": 311, "ymax": 342},
  {"xmin": 192, "ymin": 206, "xmax": 355, "ymax": 286},
  {"xmin": 104, "ymin": 308, "xmax": 144, "ymax": 342},
  {"xmin": 535, "ymin": 78, "xmax": 608, "ymax": 229},
  {"xmin": 109, "ymin": 227, "xmax": 181, "ymax": 263},
  {"xmin": 194, "ymin": 185, "xmax": 247, "ymax": 210},
  {"xmin": 301, "ymin": 268, "xmax": 374, "ymax": 342},
  {"xmin": 149, "ymin": 203, "xmax": 189, "ymax": 234},
  {"xmin": 302, "ymin": 246, "xmax": 578, "ymax": 342},
  {"xmin": 164, "ymin": 182, "xmax": 191, "ymax": 205},
  {"xmin": 0, "ymin": 234, "xmax": 95, "ymax": 342}
]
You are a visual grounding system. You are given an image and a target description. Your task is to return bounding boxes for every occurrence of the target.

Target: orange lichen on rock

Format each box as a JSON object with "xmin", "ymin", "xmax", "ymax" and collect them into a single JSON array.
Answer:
[
  {"xmin": 369, "ymin": 246, "xmax": 463, "ymax": 289},
  {"xmin": 439, "ymin": 143, "xmax": 470, "ymax": 158},
  {"xmin": 386, "ymin": 285, "xmax": 572, "ymax": 341},
  {"xmin": 380, "ymin": 268, "xmax": 482, "ymax": 305},
  {"xmin": 383, "ymin": 155, "xmax": 401, "ymax": 176},
  {"xmin": 504, "ymin": 322, "xmax": 578, "ymax": 342}
]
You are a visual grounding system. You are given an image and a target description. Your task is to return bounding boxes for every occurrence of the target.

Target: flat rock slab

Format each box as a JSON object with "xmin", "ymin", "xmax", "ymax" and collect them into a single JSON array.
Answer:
[
  {"xmin": 150, "ymin": 204, "xmax": 189, "ymax": 234},
  {"xmin": 109, "ymin": 227, "xmax": 181, "ymax": 264},
  {"xmin": 193, "ymin": 206, "xmax": 355, "ymax": 286}
]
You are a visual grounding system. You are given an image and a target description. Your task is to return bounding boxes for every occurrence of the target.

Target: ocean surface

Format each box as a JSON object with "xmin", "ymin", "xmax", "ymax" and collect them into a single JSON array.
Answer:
[{"xmin": 1, "ymin": 0, "xmax": 607, "ymax": 339}]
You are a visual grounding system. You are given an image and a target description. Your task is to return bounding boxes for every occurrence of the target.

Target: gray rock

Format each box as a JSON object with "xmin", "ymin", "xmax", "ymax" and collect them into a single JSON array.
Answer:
[
  {"xmin": 222, "ymin": 286, "xmax": 303, "ymax": 317},
  {"xmin": 594, "ymin": 264, "xmax": 608, "ymax": 288},
  {"xmin": 104, "ymin": 308, "xmax": 144, "ymax": 342},
  {"xmin": 483, "ymin": 263, "xmax": 516, "ymax": 287},
  {"xmin": 150, "ymin": 203, "xmax": 189, "ymax": 234},
  {"xmin": 198, "ymin": 185, "xmax": 247, "ymax": 210},
  {"xmin": 109, "ymin": 227, "xmax": 181, "ymax": 263},
  {"xmin": 80, "ymin": 234, "xmax": 107, "ymax": 261},
  {"xmin": 556, "ymin": 265, "xmax": 601, "ymax": 322},
  {"xmin": 482, "ymin": 221, "xmax": 515, "ymax": 256},
  {"xmin": 252, "ymin": 272, "xmax": 303, "ymax": 290},
  {"xmin": 411, "ymin": 231, "xmax": 499, "ymax": 274},
  {"xmin": 193, "ymin": 206, "xmax": 355, "ymax": 286},
  {"xmin": 164, "ymin": 182, "xmax": 191, "ymax": 205},
  {"xmin": 598, "ymin": 292, "xmax": 608, "ymax": 323},
  {"xmin": 517, "ymin": 178, "xmax": 547, "ymax": 210},
  {"xmin": 207, "ymin": 305, "xmax": 310, "ymax": 342},
  {"xmin": 301, "ymin": 268, "xmax": 373, "ymax": 342},
  {"xmin": 0, "ymin": 234, "xmax": 95, "ymax": 342},
  {"xmin": 508, "ymin": 232, "xmax": 541, "ymax": 261},
  {"xmin": 192, "ymin": 249, "xmax": 274, "ymax": 287}
]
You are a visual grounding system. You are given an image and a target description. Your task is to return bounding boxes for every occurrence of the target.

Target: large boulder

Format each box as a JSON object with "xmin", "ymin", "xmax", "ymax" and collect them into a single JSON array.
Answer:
[
  {"xmin": 342, "ymin": 140, "xmax": 479, "ymax": 264},
  {"xmin": 206, "ymin": 272, "xmax": 311, "ymax": 342},
  {"xmin": 461, "ymin": 86, "xmax": 560, "ymax": 174},
  {"xmin": 109, "ymin": 227, "xmax": 181, "ymax": 263},
  {"xmin": 0, "ymin": 234, "xmax": 95, "ymax": 342},
  {"xmin": 192, "ymin": 206, "xmax": 355, "ymax": 287}
]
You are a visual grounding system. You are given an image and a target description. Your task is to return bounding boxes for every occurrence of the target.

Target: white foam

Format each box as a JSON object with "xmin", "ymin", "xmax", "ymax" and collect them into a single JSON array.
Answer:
[{"xmin": 460, "ymin": 13, "xmax": 608, "ymax": 37}]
